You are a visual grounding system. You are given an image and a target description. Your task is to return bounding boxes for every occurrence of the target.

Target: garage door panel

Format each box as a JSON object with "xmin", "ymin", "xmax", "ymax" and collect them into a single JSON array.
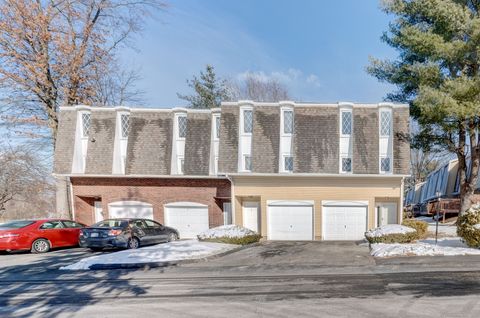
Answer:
[
  {"xmin": 165, "ymin": 206, "xmax": 209, "ymax": 239},
  {"xmin": 323, "ymin": 205, "xmax": 367, "ymax": 241},
  {"xmin": 268, "ymin": 205, "xmax": 313, "ymax": 241}
]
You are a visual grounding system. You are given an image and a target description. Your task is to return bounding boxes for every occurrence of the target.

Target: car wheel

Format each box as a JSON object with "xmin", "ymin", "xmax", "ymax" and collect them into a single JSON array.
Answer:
[
  {"xmin": 128, "ymin": 237, "xmax": 140, "ymax": 249},
  {"xmin": 167, "ymin": 233, "xmax": 178, "ymax": 242},
  {"xmin": 31, "ymin": 239, "xmax": 51, "ymax": 254}
]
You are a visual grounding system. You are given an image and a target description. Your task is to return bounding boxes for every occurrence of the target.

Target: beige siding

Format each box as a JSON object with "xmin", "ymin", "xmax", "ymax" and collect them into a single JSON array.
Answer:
[{"xmin": 232, "ymin": 176, "xmax": 402, "ymax": 240}]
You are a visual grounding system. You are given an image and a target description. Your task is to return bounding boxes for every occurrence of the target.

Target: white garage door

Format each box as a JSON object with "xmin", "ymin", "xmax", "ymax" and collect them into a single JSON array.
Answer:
[
  {"xmin": 267, "ymin": 201, "xmax": 314, "ymax": 240},
  {"xmin": 164, "ymin": 202, "xmax": 209, "ymax": 239},
  {"xmin": 323, "ymin": 201, "xmax": 368, "ymax": 240},
  {"xmin": 108, "ymin": 201, "xmax": 154, "ymax": 220}
]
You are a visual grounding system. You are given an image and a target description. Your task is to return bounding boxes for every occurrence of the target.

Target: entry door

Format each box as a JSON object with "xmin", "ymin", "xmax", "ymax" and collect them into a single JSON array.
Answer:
[
  {"xmin": 242, "ymin": 202, "xmax": 260, "ymax": 233},
  {"xmin": 94, "ymin": 201, "xmax": 103, "ymax": 223},
  {"xmin": 377, "ymin": 203, "xmax": 398, "ymax": 226}
]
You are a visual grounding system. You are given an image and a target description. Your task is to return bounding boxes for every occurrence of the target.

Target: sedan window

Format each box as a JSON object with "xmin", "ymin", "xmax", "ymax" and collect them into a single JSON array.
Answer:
[
  {"xmin": 94, "ymin": 220, "xmax": 128, "ymax": 228},
  {"xmin": 144, "ymin": 220, "xmax": 161, "ymax": 228},
  {"xmin": 40, "ymin": 221, "xmax": 64, "ymax": 229},
  {"xmin": 131, "ymin": 220, "xmax": 147, "ymax": 229},
  {"xmin": 62, "ymin": 221, "xmax": 84, "ymax": 228},
  {"xmin": 0, "ymin": 220, "xmax": 35, "ymax": 229}
]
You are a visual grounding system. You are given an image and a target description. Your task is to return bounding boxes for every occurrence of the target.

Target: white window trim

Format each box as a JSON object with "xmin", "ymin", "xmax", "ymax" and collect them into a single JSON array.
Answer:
[
  {"xmin": 339, "ymin": 105, "xmax": 353, "ymax": 174},
  {"xmin": 177, "ymin": 156, "xmax": 185, "ymax": 175},
  {"xmin": 281, "ymin": 107, "xmax": 294, "ymax": 137},
  {"xmin": 243, "ymin": 154, "xmax": 252, "ymax": 172},
  {"xmin": 282, "ymin": 154, "xmax": 294, "ymax": 173},
  {"xmin": 213, "ymin": 114, "xmax": 221, "ymax": 141},
  {"xmin": 176, "ymin": 113, "xmax": 187, "ymax": 140},
  {"xmin": 240, "ymin": 107, "xmax": 253, "ymax": 136},
  {"xmin": 378, "ymin": 107, "xmax": 393, "ymax": 174}
]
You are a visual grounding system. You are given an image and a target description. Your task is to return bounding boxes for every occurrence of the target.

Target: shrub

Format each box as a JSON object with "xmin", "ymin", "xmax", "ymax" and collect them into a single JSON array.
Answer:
[
  {"xmin": 402, "ymin": 219, "xmax": 428, "ymax": 239},
  {"xmin": 457, "ymin": 204, "xmax": 480, "ymax": 248},
  {"xmin": 365, "ymin": 224, "xmax": 419, "ymax": 244},
  {"xmin": 200, "ymin": 234, "xmax": 261, "ymax": 245}
]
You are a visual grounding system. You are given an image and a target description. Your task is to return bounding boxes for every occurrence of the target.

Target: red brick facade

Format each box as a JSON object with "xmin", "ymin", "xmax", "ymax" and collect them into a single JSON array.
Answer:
[{"xmin": 71, "ymin": 177, "xmax": 231, "ymax": 226}]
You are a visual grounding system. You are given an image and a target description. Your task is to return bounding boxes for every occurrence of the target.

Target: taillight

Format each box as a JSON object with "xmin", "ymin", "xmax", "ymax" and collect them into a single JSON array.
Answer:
[
  {"xmin": 79, "ymin": 230, "xmax": 84, "ymax": 237},
  {"xmin": 108, "ymin": 229, "xmax": 122, "ymax": 236},
  {"xmin": 0, "ymin": 233, "xmax": 19, "ymax": 239}
]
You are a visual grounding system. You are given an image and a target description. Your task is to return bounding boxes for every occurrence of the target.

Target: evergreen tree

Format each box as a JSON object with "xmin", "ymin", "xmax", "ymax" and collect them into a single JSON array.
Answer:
[
  {"xmin": 368, "ymin": 0, "xmax": 480, "ymax": 213},
  {"xmin": 178, "ymin": 65, "xmax": 231, "ymax": 109}
]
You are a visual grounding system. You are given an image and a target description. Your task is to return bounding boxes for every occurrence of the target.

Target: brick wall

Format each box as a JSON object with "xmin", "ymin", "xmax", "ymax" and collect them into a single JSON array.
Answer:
[{"xmin": 71, "ymin": 177, "xmax": 231, "ymax": 227}]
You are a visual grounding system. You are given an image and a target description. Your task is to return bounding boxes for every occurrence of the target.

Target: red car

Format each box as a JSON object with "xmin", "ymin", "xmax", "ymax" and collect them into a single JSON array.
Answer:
[{"xmin": 0, "ymin": 219, "xmax": 86, "ymax": 253}]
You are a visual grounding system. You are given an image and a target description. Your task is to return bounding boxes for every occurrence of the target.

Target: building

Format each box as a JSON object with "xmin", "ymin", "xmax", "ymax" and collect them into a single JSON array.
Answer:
[{"xmin": 54, "ymin": 101, "xmax": 410, "ymax": 240}]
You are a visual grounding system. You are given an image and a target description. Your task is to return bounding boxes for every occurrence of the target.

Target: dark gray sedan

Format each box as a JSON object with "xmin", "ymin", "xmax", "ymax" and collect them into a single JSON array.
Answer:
[{"xmin": 79, "ymin": 218, "xmax": 179, "ymax": 251}]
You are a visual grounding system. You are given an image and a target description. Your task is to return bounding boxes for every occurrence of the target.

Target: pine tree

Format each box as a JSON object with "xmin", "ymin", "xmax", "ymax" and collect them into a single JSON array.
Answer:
[
  {"xmin": 368, "ymin": 0, "xmax": 480, "ymax": 213},
  {"xmin": 178, "ymin": 65, "xmax": 232, "ymax": 109}
]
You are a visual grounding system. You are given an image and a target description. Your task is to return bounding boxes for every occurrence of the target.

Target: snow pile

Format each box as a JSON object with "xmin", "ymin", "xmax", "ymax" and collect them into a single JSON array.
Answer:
[
  {"xmin": 370, "ymin": 237, "xmax": 480, "ymax": 257},
  {"xmin": 197, "ymin": 225, "xmax": 256, "ymax": 240},
  {"xmin": 60, "ymin": 240, "xmax": 236, "ymax": 270},
  {"xmin": 365, "ymin": 224, "xmax": 416, "ymax": 239},
  {"xmin": 473, "ymin": 224, "xmax": 480, "ymax": 230}
]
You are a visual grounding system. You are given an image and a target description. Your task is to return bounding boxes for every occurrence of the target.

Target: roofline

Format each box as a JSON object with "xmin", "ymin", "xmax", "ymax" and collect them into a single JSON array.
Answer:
[
  {"xmin": 53, "ymin": 173, "xmax": 228, "ymax": 179},
  {"xmin": 222, "ymin": 101, "xmax": 409, "ymax": 108},
  {"xmin": 224, "ymin": 173, "xmax": 409, "ymax": 178},
  {"xmin": 58, "ymin": 102, "xmax": 409, "ymax": 112}
]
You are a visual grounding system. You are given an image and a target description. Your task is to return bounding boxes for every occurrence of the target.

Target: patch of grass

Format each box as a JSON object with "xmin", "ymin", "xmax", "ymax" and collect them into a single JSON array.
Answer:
[
  {"xmin": 199, "ymin": 234, "xmax": 261, "ymax": 245},
  {"xmin": 457, "ymin": 206, "xmax": 480, "ymax": 248},
  {"xmin": 402, "ymin": 219, "xmax": 428, "ymax": 239},
  {"xmin": 365, "ymin": 231, "xmax": 419, "ymax": 244}
]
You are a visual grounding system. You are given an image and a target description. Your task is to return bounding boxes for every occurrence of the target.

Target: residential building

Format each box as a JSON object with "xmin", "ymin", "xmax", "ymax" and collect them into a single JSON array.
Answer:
[{"xmin": 54, "ymin": 101, "xmax": 410, "ymax": 240}]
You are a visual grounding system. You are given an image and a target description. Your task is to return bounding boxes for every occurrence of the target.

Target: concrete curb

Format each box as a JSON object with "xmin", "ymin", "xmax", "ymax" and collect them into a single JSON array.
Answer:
[{"xmin": 88, "ymin": 243, "xmax": 256, "ymax": 270}]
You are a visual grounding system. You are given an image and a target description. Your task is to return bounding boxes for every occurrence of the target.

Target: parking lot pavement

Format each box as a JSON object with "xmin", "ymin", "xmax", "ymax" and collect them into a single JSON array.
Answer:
[{"xmin": 0, "ymin": 248, "xmax": 100, "ymax": 272}]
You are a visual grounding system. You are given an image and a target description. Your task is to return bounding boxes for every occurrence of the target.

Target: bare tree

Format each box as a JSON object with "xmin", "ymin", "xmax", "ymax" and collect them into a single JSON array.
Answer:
[
  {"xmin": 0, "ymin": 0, "xmax": 166, "ymax": 145},
  {"xmin": 0, "ymin": 145, "xmax": 52, "ymax": 219},
  {"xmin": 229, "ymin": 73, "xmax": 290, "ymax": 102}
]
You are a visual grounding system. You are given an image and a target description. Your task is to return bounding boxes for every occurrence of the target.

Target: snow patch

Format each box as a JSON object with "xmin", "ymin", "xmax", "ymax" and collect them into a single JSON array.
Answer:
[
  {"xmin": 365, "ymin": 224, "xmax": 416, "ymax": 238},
  {"xmin": 60, "ymin": 240, "xmax": 236, "ymax": 270},
  {"xmin": 473, "ymin": 224, "xmax": 480, "ymax": 230},
  {"xmin": 197, "ymin": 225, "xmax": 256, "ymax": 240},
  {"xmin": 370, "ymin": 237, "xmax": 480, "ymax": 257}
]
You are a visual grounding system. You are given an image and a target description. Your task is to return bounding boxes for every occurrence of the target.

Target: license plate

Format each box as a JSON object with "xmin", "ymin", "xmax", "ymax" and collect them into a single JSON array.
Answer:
[{"xmin": 90, "ymin": 233, "xmax": 99, "ymax": 238}]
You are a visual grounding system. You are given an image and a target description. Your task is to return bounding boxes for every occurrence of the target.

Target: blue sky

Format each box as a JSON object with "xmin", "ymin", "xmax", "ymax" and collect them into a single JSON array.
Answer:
[{"xmin": 121, "ymin": 0, "xmax": 397, "ymax": 107}]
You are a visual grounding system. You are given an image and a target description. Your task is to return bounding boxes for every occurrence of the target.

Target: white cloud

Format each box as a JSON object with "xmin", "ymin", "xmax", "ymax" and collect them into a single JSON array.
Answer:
[{"xmin": 236, "ymin": 69, "xmax": 321, "ymax": 88}]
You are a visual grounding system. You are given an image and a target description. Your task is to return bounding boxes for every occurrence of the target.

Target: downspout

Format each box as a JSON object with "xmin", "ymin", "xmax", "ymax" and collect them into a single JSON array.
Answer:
[
  {"xmin": 400, "ymin": 177, "xmax": 405, "ymax": 222},
  {"xmin": 68, "ymin": 177, "xmax": 76, "ymax": 221},
  {"xmin": 226, "ymin": 174, "xmax": 235, "ymax": 225}
]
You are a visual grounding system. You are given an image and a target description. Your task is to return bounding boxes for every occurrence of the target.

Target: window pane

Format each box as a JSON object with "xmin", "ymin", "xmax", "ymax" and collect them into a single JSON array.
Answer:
[
  {"xmin": 244, "ymin": 110, "xmax": 253, "ymax": 133},
  {"xmin": 215, "ymin": 116, "xmax": 221, "ymax": 139},
  {"xmin": 342, "ymin": 158, "xmax": 352, "ymax": 172},
  {"xmin": 341, "ymin": 111, "xmax": 352, "ymax": 135},
  {"xmin": 121, "ymin": 114, "xmax": 130, "ymax": 138},
  {"xmin": 40, "ymin": 221, "xmax": 63, "ymax": 229},
  {"xmin": 178, "ymin": 116, "xmax": 187, "ymax": 138},
  {"xmin": 380, "ymin": 111, "xmax": 391, "ymax": 136},
  {"xmin": 284, "ymin": 156, "xmax": 293, "ymax": 171},
  {"xmin": 62, "ymin": 221, "xmax": 83, "ymax": 228},
  {"xmin": 381, "ymin": 157, "xmax": 391, "ymax": 172},
  {"xmin": 284, "ymin": 110, "xmax": 293, "ymax": 134},
  {"xmin": 244, "ymin": 155, "xmax": 252, "ymax": 171},
  {"xmin": 82, "ymin": 113, "xmax": 91, "ymax": 137}
]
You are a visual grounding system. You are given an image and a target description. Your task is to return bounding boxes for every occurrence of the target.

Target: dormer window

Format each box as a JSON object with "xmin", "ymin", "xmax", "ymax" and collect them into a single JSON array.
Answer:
[
  {"xmin": 380, "ymin": 111, "xmax": 391, "ymax": 137},
  {"xmin": 341, "ymin": 111, "xmax": 352, "ymax": 135},
  {"xmin": 380, "ymin": 157, "xmax": 391, "ymax": 172},
  {"xmin": 215, "ymin": 115, "xmax": 221, "ymax": 139},
  {"xmin": 178, "ymin": 115, "xmax": 187, "ymax": 138},
  {"xmin": 283, "ymin": 110, "xmax": 293, "ymax": 134},
  {"xmin": 243, "ymin": 109, "xmax": 253, "ymax": 134},
  {"xmin": 121, "ymin": 114, "xmax": 130, "ymax": 139},
  {"xmin": 81, "ymin": 113, "xmax": 91, "ymax": 138},
  {"xmin": 284, "ymin": 156, "xmax": 294, "ymax": 172}
]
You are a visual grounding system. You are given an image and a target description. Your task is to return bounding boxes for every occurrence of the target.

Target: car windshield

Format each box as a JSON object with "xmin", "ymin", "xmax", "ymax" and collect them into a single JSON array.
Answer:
[
  {"xmin": 93, "ymin": 220, "xmax": 127, "ymax": 228},
  {"xmin": 0, "ymin": 220, "xmax": 35, "ymax": 229}
]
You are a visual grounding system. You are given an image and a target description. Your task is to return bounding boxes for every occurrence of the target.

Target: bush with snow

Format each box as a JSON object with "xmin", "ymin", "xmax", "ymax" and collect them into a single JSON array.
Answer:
[
  {"xmin": 365, "ymin": 224, "xmax": 419, "ymax": 244},
  {"xmin": 402, "ymin": 219, "xmax": 428, "ymax": 238},
  {"xmin": 197, "ymin": 225, "xmax": 261, "ymax": 245},
  {"xmin": 457, "ymin": 204, "xmax": 480, "ymax": 248}
]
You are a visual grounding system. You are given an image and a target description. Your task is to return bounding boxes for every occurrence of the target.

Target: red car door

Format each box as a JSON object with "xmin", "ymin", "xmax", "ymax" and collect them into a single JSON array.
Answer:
[
  {"xmin": 37, "ymin": 220, "xmax": 69, "ymax": 247},
  {"xmin": 61, "ymin": 221, "xmax": 85, "ymax": 246}
]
